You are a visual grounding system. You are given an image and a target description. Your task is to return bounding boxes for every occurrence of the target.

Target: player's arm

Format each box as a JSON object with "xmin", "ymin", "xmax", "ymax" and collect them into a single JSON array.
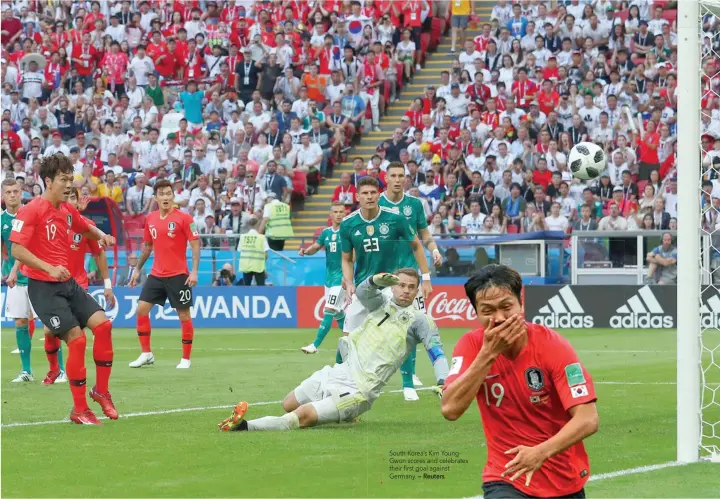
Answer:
[
  {"xmin": 299, "ymin": 241, "xmax": 323, "ymax": 256},
  {"xmin": 340, "ymin": 223, "xmax": 355, "ymax": 298},
  {"xmin": 186, "ymin": 218, "xmax": 201, "ymax": 287},
  {"xmin": 6, "ymin": 259, "xmax": 21, "ymax": 287},
  {"xmin": 355, "ymin": 274, "xmax": 391, "ymax": 312},
  {"xmin": 442, "ymin": 315, "xmax": 526, "ymax": 421},
  {"xmin": 418, "ymin": 226, "xmax": 442, "ymax": 266},
  {"xmin": 90, "ymin": 242, "xmax": 116, "ymax": 308},
  {"xmin": 502, "ymin": 340, "xmax": 599, "ymax": 486},
  {"xmin": 409, "ymin": 234, "xmax": 432, "ymax": 294},
  {"xmin": 131, "ymin": 222, "xmax": 154, "ymax": 288},
  {"xmin": 411, "ymin": 315, "xmax": 449, "ymax": 391}
]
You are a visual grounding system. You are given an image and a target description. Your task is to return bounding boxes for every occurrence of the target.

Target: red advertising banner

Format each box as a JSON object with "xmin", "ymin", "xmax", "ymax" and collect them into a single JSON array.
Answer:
[{"xmin": 296, "ymin": 285, "xmax": 477, "ymax": 329}]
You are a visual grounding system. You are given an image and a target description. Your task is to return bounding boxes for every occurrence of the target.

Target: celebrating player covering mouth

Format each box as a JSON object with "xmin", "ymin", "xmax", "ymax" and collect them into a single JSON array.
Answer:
[
  {"xmin": 218, "ymin": 270, "xmax": 449, "ymax": 432},
  {"xmin": 441, "ymin": 265, "xmax": 599, "ymax": 498},
  {"xmin": 298, "ymin": 202, "xmax": 347, "ymax": 354},
  {"xmin": 128, "ymin": 179, "xmax": 200, "ymax": 369},
  {"xmin": 380, "ymin": 162, "xmax": 444, "ymax": 401},
  {"xmin": 9, "ymin": 154, "xmax": 118, "ymax": 425}
]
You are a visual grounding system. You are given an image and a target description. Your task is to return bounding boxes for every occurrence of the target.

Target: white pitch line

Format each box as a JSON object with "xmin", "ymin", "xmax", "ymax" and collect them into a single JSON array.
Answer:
[
  {"xmin": 588, "ymin": 461, "xmax": 688, "ymax": 482},
  {"xmin": 1, "ymin": 386, "xmax": 438, "ymax": 428}
]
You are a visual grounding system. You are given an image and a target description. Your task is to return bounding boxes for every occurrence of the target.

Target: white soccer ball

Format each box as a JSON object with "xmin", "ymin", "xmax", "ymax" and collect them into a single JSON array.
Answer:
[{"xmin": 568, "ymin": 142, "xmax": 606, "ymax": 181}]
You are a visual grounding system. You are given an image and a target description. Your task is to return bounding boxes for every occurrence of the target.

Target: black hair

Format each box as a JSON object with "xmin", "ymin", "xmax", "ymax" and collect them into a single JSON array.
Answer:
[
  {"xmin": 357, "ymin": 176, "xmax": 379, "ymax": 191},
  {"xmin": 464, "ymin": 264, "xmax": 523, "ymax": 310},
  {"xmin": 153, "ymin": 179, "xmax": 173, "ymax": 194},
  {"xmin": 40, "ymin": 153, "xmax": 74, "ymax": 188}
]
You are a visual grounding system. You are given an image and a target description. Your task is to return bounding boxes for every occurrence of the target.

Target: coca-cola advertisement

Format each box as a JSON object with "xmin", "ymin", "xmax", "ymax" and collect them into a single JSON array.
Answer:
[{"xmin": 296, "ymin": 286, "xmax": 478, "ymax": 329}]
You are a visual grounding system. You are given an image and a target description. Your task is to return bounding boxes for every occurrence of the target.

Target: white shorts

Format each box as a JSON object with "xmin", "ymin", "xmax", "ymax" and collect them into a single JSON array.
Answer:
[
  {"xmin": 324, "ymin": 285, "xmax": 346, "ymax": 312},
  {"xmin": 4, "ymin": 285, "xmax": 36, "ymax": 320},
  {"xmin": 342, "ymin": 286, "xmax": 425, "ymax": 333},
  {"xmin": 294, "ymin": 363, "xmax": 370, "ymax": 423}
]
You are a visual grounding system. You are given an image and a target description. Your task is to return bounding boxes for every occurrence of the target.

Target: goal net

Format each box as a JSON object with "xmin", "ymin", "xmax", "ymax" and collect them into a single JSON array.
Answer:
[{"xmin": 691, "ymin": 0, "xmax": 720, "ymax": 463}]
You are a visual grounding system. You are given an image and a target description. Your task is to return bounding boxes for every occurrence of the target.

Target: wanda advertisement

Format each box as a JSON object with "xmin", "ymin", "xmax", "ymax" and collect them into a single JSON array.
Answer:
[{"xmin": 297, "ymin": 285, "xmax": 478, "ymax": 328}]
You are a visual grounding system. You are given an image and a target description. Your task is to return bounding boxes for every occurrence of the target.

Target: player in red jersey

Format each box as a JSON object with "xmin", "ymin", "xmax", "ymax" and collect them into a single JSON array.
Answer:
[
  {"xmin": 41, "ymin": 189, "xmax": 117, "ymax": 386},
  {"xmin": 129, "ymin": 179, "xmax": 200, "ymax": 369},
  {"xmin": 442, "ymin": 265, "xmax": 599, "ymax": 499},
  {"xmin": 9, "ymin": 154, "xmax": 118, "ymax": 425}
]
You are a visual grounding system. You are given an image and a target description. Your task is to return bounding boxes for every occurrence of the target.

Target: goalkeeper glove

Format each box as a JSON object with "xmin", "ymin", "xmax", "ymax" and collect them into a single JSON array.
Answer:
[
  {"xmin": 432, "ymin": 379, "xmax": 445, "ymax": 400},
  {"xmin": 372, "ymin": 273, "xmax": 400, "ymax": 288}
]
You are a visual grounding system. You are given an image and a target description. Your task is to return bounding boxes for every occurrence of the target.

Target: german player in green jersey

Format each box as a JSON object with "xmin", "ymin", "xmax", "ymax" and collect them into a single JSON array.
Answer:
[
  {"xmin": 380, "ymin": 162, "xmax": 445, "ymax": 401},
  {"xmin": 298, "ymin": 202, "xmax": 347, "ymax": 354},
  {"xmin": 339, "ymin": 177, "xmax": 432, "ymax": 338},
  {"xmin": 2, "ymin": 179, "xmax": 40, "ymax": 382},
  {"xmin": 218, "ymin": 269, "xmax": 449, "ymax": 432}
]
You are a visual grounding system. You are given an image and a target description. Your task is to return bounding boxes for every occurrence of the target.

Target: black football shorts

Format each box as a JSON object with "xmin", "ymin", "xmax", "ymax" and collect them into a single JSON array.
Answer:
[
  {"xmin": 482, "ymin": 481, "xmax": 586, "ymax": 499},
  {"xmin": 139, "ymin": 274, "xmax": 193, "ymax": 310},
  {"xmin": 28, "ymin": 278, "xmax": 103, "ymax": 336}
]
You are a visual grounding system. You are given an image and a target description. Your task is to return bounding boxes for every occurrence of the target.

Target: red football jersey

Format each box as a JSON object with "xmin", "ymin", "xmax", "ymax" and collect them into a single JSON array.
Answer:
[
  {"xmin": 143, "ymin": 209, "xmax": 199, "ymax": 278},
  {"xmin": 9, "ymin": 198, "xmax": 91, "ymax": 282},
  {"xmin": 444, "ymin": 323, "xmax": 597, "ymax": 497},
  {"xmin": 68, "ymin": 217, "xmax": 102, "ymax": 290}
]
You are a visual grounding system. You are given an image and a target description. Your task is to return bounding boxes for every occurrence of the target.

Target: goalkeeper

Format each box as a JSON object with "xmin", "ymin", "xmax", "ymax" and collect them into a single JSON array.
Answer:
[{"xmin": 218, "ymin": 269, "xmax": 449, "ymax": 432}]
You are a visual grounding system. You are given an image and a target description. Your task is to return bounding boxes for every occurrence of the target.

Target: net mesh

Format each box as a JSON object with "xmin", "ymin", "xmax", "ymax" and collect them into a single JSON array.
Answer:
[{"xmin": 699, "ymin": 1, "xmax": 720, "ymax": 461}]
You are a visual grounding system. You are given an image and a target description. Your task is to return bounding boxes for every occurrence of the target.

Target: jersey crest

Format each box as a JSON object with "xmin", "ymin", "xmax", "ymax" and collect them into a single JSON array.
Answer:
[
  {"xmin": 525, "ymin": 367, "xmax": 545, "ymax": 392},
  {"xmin": 403, "ymin": 205, "xmax": 413, "ymax": 217},
  {"xmin": 378, "ymin": 223, "xmax": 390, "ymax": 235}
]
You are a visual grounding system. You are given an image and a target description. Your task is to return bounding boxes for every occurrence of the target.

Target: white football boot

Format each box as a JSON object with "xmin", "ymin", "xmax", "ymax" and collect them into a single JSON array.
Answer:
[
  {"xmin": 176, "ymin": 358, "xmax": 191, "ymax": 369},
  {"xmin": 301, "ymin": 344, "xmax": 318, "ymax": 354},
  {"xmin": 403, "ymin": 387, "xmax": 419, "ymax": 401},
  {"xmin": 12, "ymin": 371, "xmax": 35, "ymax": 382},
  {"xmin": 412, "ymin": 375, "xmax": 423, "ymax": 387},
  {"xmin": 129, "ymin": 352, "xmax": 155, "ymax": 368}
]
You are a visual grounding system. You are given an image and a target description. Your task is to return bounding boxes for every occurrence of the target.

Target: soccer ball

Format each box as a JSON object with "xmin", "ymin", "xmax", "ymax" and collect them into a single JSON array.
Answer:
[{"xmin": 568, "ymin": 142, "xmax": 606, "ymax": 181}]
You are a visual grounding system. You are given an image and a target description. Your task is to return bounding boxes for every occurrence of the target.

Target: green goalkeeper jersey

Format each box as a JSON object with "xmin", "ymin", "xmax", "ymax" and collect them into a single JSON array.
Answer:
[
  {"xmin": 340, "ymin": 207, "xmax": 415, "ymax": 285},
  {"xmin": 316, "ymin": 226, "xmax": 343, "ymax": 287},
  {"xmin": 1, "ymin": 210, "xmax": 27, "ymax": 286},
  {"xmin": 338, "ymin": 277, "xmax": 449, "ymax": 403},
  {"xmin": 378, "ymin": 193, "xmax": 428, "ymax": 270}
]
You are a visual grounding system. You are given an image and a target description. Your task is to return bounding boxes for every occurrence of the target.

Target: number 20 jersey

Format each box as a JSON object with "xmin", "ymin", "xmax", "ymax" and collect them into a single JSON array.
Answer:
[
  {"xmin": 143, "ymin": 209, "xmax": 199, "ymax": 278},
  {"xmin": 339, "ymin": 207, "xmax": 415, "ymax": 286}
]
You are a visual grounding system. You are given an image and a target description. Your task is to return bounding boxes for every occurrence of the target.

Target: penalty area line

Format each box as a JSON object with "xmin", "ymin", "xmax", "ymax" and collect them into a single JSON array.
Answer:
[{"xmin": 1, "ymin": 386, "xmax": 438, "ymax": 429}]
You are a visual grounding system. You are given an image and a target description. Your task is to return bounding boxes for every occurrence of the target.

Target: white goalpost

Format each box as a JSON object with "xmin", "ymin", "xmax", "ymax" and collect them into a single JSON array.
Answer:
[{"xmin": 679, "ymin": 0, "xmax": 720, "ymax": 463}]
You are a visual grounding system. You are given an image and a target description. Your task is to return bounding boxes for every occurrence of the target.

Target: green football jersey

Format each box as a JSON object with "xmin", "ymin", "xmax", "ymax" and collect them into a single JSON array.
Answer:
[
  {"xmin": 1, "ymin": 210, "xmax": 27, "ymax": 286},
  {"xmin": 378, "ymin": 193, "xmax": 428, "ymax": 270},
  {"xmin": 340, "ymin": 207, "xmax": 415, "ymax": 285},
  {"xmin": 316, "ymin": 226, "xmax": 343, "ymax": 287}
]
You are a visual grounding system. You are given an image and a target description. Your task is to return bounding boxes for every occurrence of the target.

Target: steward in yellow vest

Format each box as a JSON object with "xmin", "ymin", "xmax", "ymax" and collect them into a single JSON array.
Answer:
[
  {"xmin": 261, "ymin": 192, "xmax": 294, "ymax": 251},
  {"xmin": 238, "ymin": 217, "xmax": 268, "ymax": 286}
]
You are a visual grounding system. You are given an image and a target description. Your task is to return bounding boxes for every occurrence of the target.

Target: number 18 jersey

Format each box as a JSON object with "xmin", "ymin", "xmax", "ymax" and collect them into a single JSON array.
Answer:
[
  {"xmin": 316, "ymin": 226, "xmax": 343, "ymax": 287},
  {"xmin": 339, "ymin": 207, "xmax": 415, "ymax": 285}
]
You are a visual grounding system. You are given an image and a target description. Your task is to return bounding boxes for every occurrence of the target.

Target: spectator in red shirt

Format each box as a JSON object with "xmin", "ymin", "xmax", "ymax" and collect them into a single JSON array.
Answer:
[
  {"xmin": 1, "ymin": 9, "xmax": 23, "ymax": 47},
  {"xmin": 537, "ymin": 80, "xmax": 560, "ymax": 116},
  {"xmin": 71, "ymin": 32, "xmax": 97, "ymax": 87},
  {"xmin": 637, "ymin": 120, "xmax": 661, "ymax": 181},
  {"xmin": 331, "ymin": 172, "xmax": 358, "ymax": 212},
  {"xmin": 1, "ymin": 119, "xmax": 22, "ymax": 154},
  {"xmin": 533, "ymin": 157, "xmax": 552, "ymax": 189}
]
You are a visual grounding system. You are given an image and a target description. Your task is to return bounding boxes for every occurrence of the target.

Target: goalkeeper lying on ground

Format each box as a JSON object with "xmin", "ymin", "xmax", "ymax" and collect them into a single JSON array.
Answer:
[{"xmin": 218, "ymin": 268, "xmax": 450, "ymax": 432}]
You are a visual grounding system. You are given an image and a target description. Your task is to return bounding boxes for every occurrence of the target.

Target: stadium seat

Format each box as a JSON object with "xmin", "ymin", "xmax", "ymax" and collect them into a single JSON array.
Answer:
[
  {"xmin": 615, "ymin": 9, "xmax": 629, "ymax": 22},
  {"xmin": 421, "ymin": 33, "xmax": 430, "ymax": 62},
  {"xmin": 507, "ymin": 224, "xmax": 519, "ymax": 234},
  {"xmin": 430, "ymin": 17, "xmax": 444, "ymax": 48},
  {"xmin": 637, "ymin": 180, "xmax": 649, "ymax": 193},
  {"xmin": 396, "ymin": 63, "xmax": 404, "ymax": 90},
  {"xmin": 663, "ymin": 10, "xmax": 677, "ymax": 22}
]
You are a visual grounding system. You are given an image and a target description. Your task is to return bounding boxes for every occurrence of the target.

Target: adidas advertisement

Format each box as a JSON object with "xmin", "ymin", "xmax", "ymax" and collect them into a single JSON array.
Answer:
[
  {"xmin": 701, "ymin": 289, "xmax": 720, "ymax": 329},
  {"xmin": 529, "ymin": 286, "xmax": 594, "ymax": 328},
  {"xmin": 524, "ymin": 285, "xmax": 712, "ymax": 329},
  {"xmin": 609, "ymin": 285, "xmax": 674, "ymax": 329}
]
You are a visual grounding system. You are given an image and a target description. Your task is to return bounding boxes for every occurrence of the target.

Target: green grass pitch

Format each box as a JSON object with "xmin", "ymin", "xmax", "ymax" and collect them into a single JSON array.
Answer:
[{"xmin": 1, "ymin": 327, "xmax": 717, "ymax": 497}]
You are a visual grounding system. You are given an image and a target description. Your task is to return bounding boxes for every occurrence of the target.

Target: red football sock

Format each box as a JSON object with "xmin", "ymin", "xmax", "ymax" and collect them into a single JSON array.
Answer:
[
  {"xmin": 45, "ymin": 333, "xmax": 60, "ymax": 372},
  {"xmin": 181, "ymin": 319, "xmax": 194, "ymax": 360},
  {"xmin": 66, "ymin": 334, "xmax": 89, "ymax": 412},
  {"xmin": 92, "ymin": 320, "xmax": 113, "ymax": 393},
  {"xmin": 29, "ymin": 320, "xmax": 35, "ymax": 338},
  {"xmin": 137, "ymin": 315, "xmax": 151, "ymax": 353}
]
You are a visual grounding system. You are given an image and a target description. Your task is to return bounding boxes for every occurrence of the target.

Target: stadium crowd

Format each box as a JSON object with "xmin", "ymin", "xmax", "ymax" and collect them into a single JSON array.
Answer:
[{"xmin": 0, "ymin": 0, "xmax": 718, "ymax": 280}]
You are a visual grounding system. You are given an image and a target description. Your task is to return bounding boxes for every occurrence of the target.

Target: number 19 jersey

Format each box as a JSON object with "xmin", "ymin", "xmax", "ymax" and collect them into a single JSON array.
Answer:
[{"xmin": 339, "ymin": 207, "xmax": 415, "ymax": 285}]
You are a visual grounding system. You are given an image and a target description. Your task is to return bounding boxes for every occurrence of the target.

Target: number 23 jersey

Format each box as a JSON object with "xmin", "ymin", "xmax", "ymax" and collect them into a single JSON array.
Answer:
[
  {"xmin": 144, "ymin": 209, "xmax": 199, "ymax": 278},
  {"xmin": 443, "ymin": 323, "xmax": 597, "ymax": 497},
  {"xmin": 339, "ymin": 207, "xmax": 415, "ymax": 286}
]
